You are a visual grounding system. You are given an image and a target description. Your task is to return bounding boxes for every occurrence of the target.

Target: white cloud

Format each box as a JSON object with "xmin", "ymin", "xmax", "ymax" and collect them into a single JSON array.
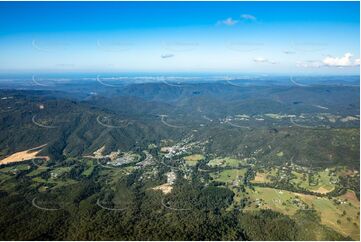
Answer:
[
  {"xmin": 254, "ymin": 57, "xmax": 277, "ymax": 64},
  {"xmin": 322, "ymin": 53, "xmax": 358, "ymax": 67},
  {"xmin": 297, "ymin": 53, "xmax": 360, "ymax": 68},
  {"xmin": 217, "ymin": 17, "xmax": 238, "ymax": 26},
  {"xmin": 161, "ymin": 54, "xmax": 174, "ymax": 59},
  {"xmin": 217, "ymin": 14, "xmax": 256, "ymax": 26},
  {"xmin": 296, "ymin": 61, "xmax": 322, "ymax": 68},
  {"xmin": 241, "ymin": 14, "xmax": 256, "ymax": 21}
]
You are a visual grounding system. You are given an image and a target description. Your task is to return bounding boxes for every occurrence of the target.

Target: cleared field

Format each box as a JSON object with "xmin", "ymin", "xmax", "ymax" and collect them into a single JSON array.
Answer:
[
  {"xmin": 304, "ymin": 191, "xmax": 360, "ymax": 240},
  {"xmin": 82, "ymin": 160, "xmax": 95, "ymax": 177},
  {"xmin": 30, "ymin": 166, "xmax": 78, "ymax": 189},
  {"xmin": 32, "ymin": 175, "xmax": 78, "ymax": 189},
  {"xmin": 208, "ymin": 157, "xmax": 248, "ymax": 168},
  {"xmin": 52, "ymin": 179, "xmax": 78, "ymax": 189},
  {"xmin": 0, "ymin": 144, "xmax": 49, "ymax": 165},
  {"xmin": 291, "ymin": 170, "xmax": 336, "ymax": 194},
  {"xmin": 336, "ymin": 166, "xmax": 359, "ymax": 177},
  {"xmin": 210, "ymin": 169, "xmax": 247, "ymax": 185},
  {"xmin": 251, "ymin": 168, "xmax": 277, "ymax": 183},
  {"xmin": 0, "ymin": 164, "xmax": 30, "ymax": 173},
  {"xmin": 152, "ymin": 183, "xmax": 173, "ymax": 194},
  {"xmin": 51, "ymin": 167, "xmax": 72, "ymax": 176},
  {"xmin": 184, "ymin": 154, "xmax": 205, "ymax": 166},
  {"xmin": 26, "ymin": 168, "xmax": 47, "ymax": 177},
  {"xmin": 99, "ymin": 166, "xmax": 136, "ymax": 187},
  {"xmin": 252, "ymin": 172, "xmax": 269, "ymax": 183},
  {"xmin": 276, "ymin": 151, "xmax": 284, "ymax": 157},
  {"xmin": 32, "ymin": 176, "xmax": 49, "ymax": 184},
  {"xmin": 244, "ymin": 187, "xmax": 305, "ymax": 215},
  {"xmin": 244, "ymin": 187, "xmax": 360, "ymax": 240}
]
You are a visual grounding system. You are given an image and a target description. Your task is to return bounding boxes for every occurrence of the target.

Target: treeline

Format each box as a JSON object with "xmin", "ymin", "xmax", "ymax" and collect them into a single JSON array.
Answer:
[{"xmin": 0, "ymin": 171, "xmax": 350, "ymax": 241}]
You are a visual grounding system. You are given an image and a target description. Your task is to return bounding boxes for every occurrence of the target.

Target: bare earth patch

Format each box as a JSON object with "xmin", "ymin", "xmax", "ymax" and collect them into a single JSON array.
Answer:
[
  {"xmin": 152, "ymin": 184, "xmax": 173, "ymax": 194},
  {"xmin": 252, "ymin": 172, "xmax": 270, "ymax": 183},
  {"xmin": 311, "ymin": 186, "xmax": 333, "ymax": 194},
  {"xmin": 339, "ymin": 190, "xmax": 359, "ymax": 205},
  {"xmin": 0, "ymin": 144, "xmax": 49, "ymax": 165}
]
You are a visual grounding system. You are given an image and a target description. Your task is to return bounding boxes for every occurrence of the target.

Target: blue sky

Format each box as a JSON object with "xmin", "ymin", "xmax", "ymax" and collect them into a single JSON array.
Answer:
[{"xmin": 0, "ymin": 1, "xmax": 359, "ymax": 75}]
